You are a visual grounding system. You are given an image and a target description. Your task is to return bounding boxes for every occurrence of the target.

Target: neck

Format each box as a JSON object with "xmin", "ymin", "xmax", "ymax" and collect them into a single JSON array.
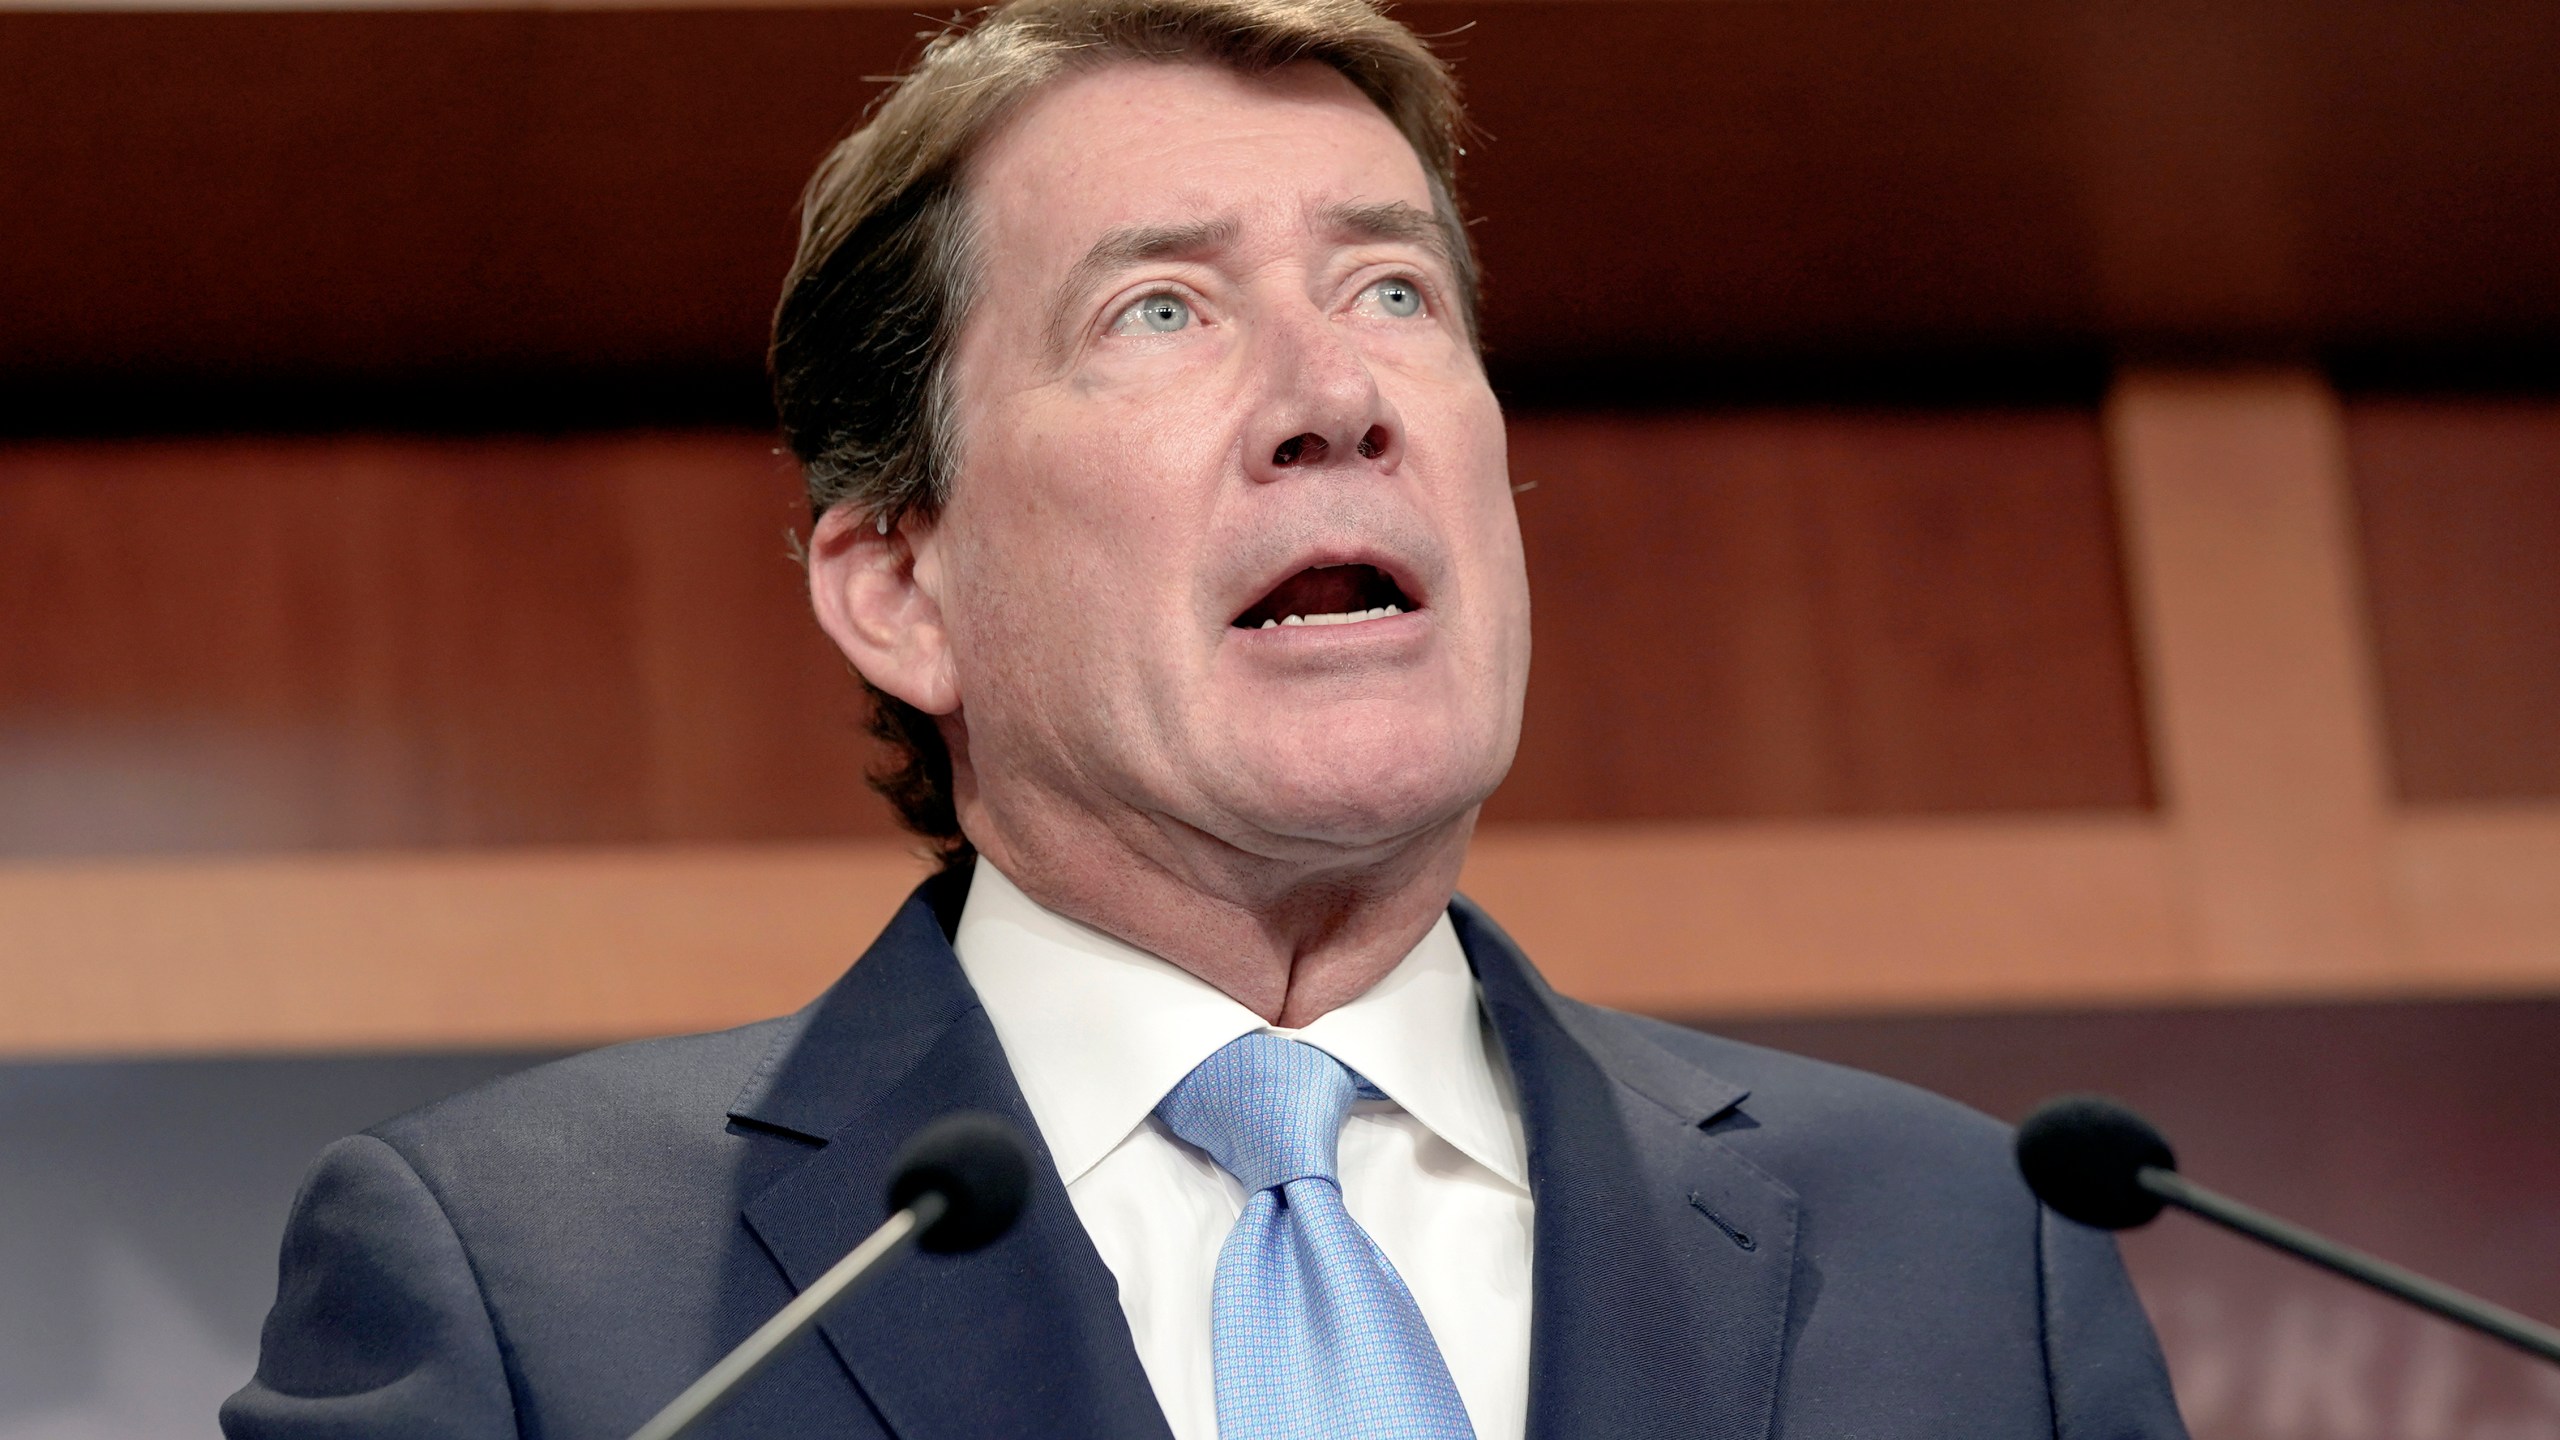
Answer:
[{"xmin": 959, "ymin": 785, "xmax": 1477, "ymax": 1029}]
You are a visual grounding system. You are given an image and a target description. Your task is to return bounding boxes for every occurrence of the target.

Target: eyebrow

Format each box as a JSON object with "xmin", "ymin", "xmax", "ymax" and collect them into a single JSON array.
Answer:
[
  {"xmin": 1040, "ymin": 200, "xmax": 1456, "ymax": 358},
  {"xmin": 1044, "ymin": 218, "xmax": 1240, "ymax": 358},
  {"xmin": 1316, "ymin": 198, "xmax": 1450, "ymax": 264}
]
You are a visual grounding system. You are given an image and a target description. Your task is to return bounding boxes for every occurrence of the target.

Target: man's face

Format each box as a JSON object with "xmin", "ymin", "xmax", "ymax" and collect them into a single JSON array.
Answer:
[{"xmin": 929, "ymin": 58, "xmax": 1528, "ymax": 860}]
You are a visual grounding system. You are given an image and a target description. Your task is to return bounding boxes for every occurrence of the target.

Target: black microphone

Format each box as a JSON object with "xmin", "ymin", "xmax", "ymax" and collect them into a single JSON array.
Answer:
[
  {"xmin": 628, "ymin": 1112, "xmax": 1034, "ymax": 1440},
  {"xmin": 2016, "ymin": 1094, "xmax": 2560, "ymax": 1366}
]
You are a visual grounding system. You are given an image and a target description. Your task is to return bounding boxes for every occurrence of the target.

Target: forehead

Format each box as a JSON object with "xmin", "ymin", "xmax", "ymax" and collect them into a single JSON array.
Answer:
[{"xmin": 963, "ymin": 58, "xmax": 1436, "ymax": 271}]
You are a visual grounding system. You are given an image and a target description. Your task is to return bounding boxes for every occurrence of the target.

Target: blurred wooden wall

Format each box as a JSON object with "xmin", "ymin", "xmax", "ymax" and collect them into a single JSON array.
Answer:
[
  {"xmin": 6, "ymin": 382, "xmax": 2554, "ymax": 1053},
  {"xmin": 2, "ymin": 0, "xmax": 2555, "ymax": 1055}
]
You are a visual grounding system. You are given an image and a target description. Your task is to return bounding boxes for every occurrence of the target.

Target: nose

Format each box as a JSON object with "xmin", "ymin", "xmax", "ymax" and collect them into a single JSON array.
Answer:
[{"xmin": 1244, "ymin": 307, "xmax": 1404, "ymax": 483}]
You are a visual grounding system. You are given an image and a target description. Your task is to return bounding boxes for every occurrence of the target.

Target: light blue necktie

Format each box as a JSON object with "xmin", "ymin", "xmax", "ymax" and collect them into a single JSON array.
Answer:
[{"xmin": 1154, "ymin": 1032, "xmax": 1479, "ymax": 1440}]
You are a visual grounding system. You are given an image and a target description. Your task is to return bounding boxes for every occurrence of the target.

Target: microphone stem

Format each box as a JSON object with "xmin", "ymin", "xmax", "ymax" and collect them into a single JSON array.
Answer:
[
  {"xmin": 2138, "ymin": 1166, "xmax": 2560, "ymax": 1365},
  {"xmin": 627, "ymin": 1192, "xmax": 950, "ymax": 1440}
]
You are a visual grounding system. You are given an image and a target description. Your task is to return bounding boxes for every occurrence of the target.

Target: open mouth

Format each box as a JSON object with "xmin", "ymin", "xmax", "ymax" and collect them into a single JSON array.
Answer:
[{"xmin": 1233, "ymin": 563, "xmax": 1417, "ymax": 630}]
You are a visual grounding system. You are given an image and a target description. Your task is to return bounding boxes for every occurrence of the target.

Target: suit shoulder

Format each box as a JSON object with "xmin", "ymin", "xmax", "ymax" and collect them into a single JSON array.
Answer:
[
  {"xmin": 369, "ymin": 1013, "xmax": 798, "ymax": 1168},
  {"xmin": 1565, "ymin": 1000, "xmax": 2016, "ymax": 1168}
]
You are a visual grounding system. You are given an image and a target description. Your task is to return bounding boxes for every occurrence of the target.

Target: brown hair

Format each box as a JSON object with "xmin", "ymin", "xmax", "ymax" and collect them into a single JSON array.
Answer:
[{"xmin": 770, "ymin": 0, "xmax": 1477, "ymax": 862}]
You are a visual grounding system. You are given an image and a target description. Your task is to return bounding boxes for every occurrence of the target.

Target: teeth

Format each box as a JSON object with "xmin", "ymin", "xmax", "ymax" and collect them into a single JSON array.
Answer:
[{"xmin": 1262, "ymin": 604, "xmax": 1405, "ymax": 630}]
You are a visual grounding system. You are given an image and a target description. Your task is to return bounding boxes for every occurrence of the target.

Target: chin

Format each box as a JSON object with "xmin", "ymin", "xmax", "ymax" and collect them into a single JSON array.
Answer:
[{"xmin": 1211, "ymin": 713, "xmax": 1510, "ymax": 853}]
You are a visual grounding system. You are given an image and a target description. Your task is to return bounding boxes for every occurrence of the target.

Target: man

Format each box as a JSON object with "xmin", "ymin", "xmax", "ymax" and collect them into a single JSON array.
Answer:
[{"xmin": 226, "ymin": 0, "xmax": 2188, "ymax": 1435}]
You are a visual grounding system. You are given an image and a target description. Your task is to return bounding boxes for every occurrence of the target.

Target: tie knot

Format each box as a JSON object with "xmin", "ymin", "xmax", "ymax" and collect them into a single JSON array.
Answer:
[{"xmin": 1155, "ymin": 1033, "xmax": 1358, "ymax": 1193}]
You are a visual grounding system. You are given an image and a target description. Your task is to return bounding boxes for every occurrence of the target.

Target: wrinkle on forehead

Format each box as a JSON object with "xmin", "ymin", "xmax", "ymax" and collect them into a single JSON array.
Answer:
[{"xmin": 955, "ymin": 58, "xmax": 1451, "ymax": 402}]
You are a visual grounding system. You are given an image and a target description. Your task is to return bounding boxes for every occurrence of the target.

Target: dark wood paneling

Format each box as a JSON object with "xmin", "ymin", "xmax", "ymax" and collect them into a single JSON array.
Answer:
[
  {"xmin": 2348, "ymin": 400, "xmax": 2560, "ymax": 804},
  {"xmin": 4, "ymin": 0, "xmax": 2559, "ymax": 409},
  {"xmin": 0, "ymin": 7, "xmax": 908, "ymax": 387},
  {"xmin": 0, "ymin": 413, "xmax": 2151, "ymax": 855},
  {"xmin": 0, "ymin": 434, "xmax": 893, "ymax": 855},
  {"xmin": 1490, "ymin": 410, "xmax": 2153, "ymax": 822}
]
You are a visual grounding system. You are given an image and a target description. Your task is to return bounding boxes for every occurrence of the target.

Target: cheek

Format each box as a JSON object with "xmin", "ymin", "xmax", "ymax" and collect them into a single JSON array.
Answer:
[
  {"xmin": 947, "ymin": 401, "xmax": 1222, "ymax": 678},
  {"xmin": 1418, "ymin": 393, "xmax": 1523, "ymax": 587},
  {"xmin": 1431, "ymin": 399, "xmax": 1531, "ymax": 703}
]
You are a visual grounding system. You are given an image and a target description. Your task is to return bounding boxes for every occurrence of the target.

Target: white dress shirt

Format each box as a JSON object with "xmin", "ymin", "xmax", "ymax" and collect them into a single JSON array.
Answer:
[{"xmin": 952, "ymin": 861, "xmax": 1534, "ymax": 1440}]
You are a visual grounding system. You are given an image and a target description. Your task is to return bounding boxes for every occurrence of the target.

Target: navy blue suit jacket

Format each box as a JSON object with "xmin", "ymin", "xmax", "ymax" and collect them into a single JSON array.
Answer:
[{"xmin": 226, "ymin": 866, "xmax": 2188, "ymax": 1438}]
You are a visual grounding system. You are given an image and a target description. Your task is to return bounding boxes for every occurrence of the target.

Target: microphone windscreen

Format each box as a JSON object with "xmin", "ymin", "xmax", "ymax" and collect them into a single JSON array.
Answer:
[
  {"xmin": 887, "ymin": 1112, "xmax": 1034, "ymax": 1254},
  {"xmin": 2014, "ymin": 1094, "xmax": 2177, "ymax": 1231}
]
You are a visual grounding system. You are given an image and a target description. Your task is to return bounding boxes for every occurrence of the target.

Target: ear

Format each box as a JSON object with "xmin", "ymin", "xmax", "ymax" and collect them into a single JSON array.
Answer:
[{"xmin": 807, "ymin": 503, "xmax": 960, "ymax": 716}]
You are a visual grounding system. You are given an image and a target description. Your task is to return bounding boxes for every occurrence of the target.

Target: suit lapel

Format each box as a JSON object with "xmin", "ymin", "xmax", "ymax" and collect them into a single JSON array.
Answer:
[
  {"xmin": 722, "ymin": 874, "xmax": 1796, "ymax": 1440},
  {"xmin": 1456, "ymin": 899, "xmax": 1800, "ymax": 1440},
  {"xmin": 729, "ymin": 870, "xmax": 1174, "ymax": 1440}
]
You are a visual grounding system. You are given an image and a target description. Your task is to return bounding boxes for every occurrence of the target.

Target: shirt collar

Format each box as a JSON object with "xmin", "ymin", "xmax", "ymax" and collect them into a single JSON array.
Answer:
[{"xmin": 951, "ymin": 861, "xmax": 1527, "ymax": 1192}]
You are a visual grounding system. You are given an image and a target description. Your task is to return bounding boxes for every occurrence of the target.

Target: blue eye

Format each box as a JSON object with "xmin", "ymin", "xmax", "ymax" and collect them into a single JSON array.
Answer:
[
  {"xmin": 1118, "ymin": 293, "xmax": 1193, "ymax": 334},
  {"xmin": 1366, "ymin": 278, "xmax": 1424, "ymax": 318}
]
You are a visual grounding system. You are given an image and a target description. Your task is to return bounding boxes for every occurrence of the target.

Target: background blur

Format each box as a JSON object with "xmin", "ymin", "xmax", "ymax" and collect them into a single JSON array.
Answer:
[{"xmin": 3, "ymin": 1, "xmax": 2556, "ymax": 1435}]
